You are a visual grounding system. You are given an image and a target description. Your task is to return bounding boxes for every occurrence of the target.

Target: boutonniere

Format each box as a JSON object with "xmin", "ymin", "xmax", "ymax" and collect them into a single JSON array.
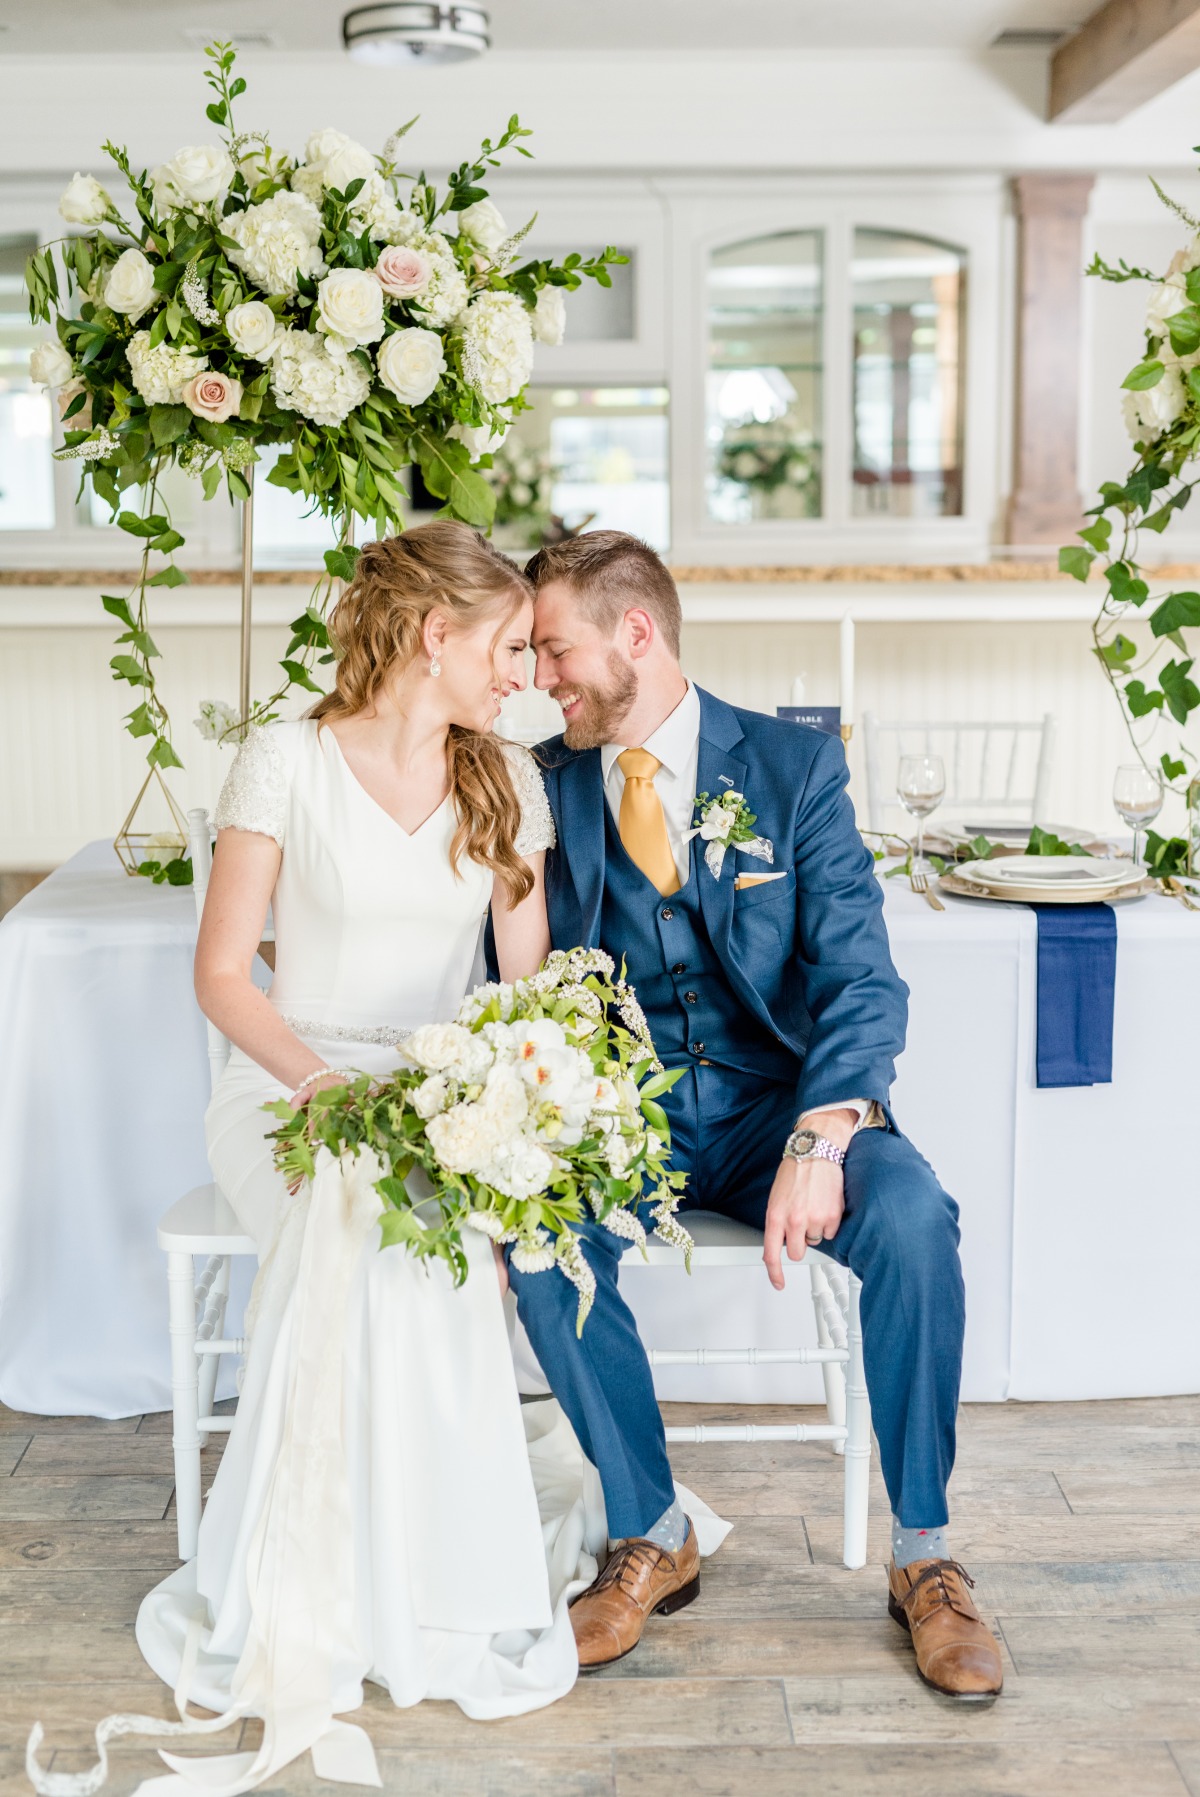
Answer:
[{"xmin": 685, "ymin": 789, "xmax": 775, "ymax": 880}]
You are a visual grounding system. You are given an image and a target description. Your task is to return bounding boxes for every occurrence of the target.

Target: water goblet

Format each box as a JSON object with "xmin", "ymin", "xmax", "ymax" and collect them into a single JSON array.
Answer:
[
  {"xmin": 897, "ymin": 753, "xmax": 946, "ymax": 875},
  {"xmin": 1112, "ymin": 763, "xmax": 1163, "ymax": 866}
]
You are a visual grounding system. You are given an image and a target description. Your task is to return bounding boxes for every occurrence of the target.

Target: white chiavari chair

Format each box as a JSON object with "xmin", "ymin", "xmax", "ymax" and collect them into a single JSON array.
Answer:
[{"xmin": 862, "ymin": 712, "xmax": 1056, "ymax": 836}]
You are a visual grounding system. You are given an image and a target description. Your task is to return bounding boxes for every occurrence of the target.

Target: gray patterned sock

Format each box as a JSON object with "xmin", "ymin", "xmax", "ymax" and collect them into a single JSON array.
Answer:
[
  {"xmin": 643, "ymin": 1498, "xmax": 690, "ymax": 1552},
  {"xmin": 892, "ymin": 1516, "xmax": 949, "ymax": 1568}
]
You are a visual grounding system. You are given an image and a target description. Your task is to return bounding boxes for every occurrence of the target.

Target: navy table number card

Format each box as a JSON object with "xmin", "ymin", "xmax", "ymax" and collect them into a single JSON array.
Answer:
[{"xmin": 777, "ymin": 705, "xmax": 842, "ymax": 737}]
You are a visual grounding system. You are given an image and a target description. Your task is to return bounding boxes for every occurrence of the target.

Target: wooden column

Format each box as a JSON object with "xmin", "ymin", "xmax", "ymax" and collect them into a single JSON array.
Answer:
[{"xmin": 1005, "ymin": 172, "xmax": 1095, "ymax": 549}]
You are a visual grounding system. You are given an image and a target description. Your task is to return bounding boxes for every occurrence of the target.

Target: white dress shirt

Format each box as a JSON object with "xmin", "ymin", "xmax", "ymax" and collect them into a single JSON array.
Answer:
[{"xmin": 600, "ymin": 683, "xmax": 867, "ymax": 1136}]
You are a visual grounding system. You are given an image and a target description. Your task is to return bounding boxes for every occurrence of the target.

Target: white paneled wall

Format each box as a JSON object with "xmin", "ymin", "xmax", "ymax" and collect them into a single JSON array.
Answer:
[{"xmin": 0, "ymin": 591, "xmax": 1175, "ymax": 867}]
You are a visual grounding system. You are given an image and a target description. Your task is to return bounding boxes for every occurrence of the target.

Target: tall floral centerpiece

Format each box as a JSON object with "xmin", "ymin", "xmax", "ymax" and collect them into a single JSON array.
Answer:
[
  {"xmin": 26, "ymin": 42, "xmax": 621, "ymax": 877},
  {"xmin": 1059, "ymin": 176, "xmax": 1200, "ymax": 878}
]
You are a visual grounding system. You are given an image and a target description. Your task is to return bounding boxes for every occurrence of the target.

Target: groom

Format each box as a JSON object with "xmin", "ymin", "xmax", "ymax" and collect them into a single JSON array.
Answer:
[{"xmin": 506, "ymin": 530, "xmax": 1002, "ymax": 1700}]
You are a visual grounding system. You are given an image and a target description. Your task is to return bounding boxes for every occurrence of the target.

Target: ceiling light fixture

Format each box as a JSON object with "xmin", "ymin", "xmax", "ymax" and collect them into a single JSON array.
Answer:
[{"xmin": 342, "ymin": 3, "xmax": 490, "ymax": 65}]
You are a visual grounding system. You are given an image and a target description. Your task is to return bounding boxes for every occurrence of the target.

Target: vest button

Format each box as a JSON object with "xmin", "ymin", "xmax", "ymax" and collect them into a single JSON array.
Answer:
[
  {"xmin": 684, "ymin": 990, "xmax": 698, "ymax": 1004},
  {"xmin": 660, "ymin": 907, "xmax": 674, "ymax": 920},
  {"xmin": 671, "ymin": 962, "xmax": 686, "ymax": 975},
  {"xmin": 690, "ymin": 1042, "xmax": 706, "ymax": 1055}
]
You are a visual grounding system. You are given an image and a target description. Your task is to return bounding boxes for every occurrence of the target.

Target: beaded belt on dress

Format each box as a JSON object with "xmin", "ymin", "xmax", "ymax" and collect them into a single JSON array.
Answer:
[{"xmin": 279, "ymin": 1014, "xmax": 412, "ymax": 1050}]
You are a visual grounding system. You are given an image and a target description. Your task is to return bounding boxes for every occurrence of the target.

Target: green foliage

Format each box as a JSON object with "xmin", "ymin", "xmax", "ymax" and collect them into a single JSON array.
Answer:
[
  {"xmin": 1025, "ymin": 825, "xmax": 1092, "ymax": 859},
  {"xmin": 135, "ymin": 854, "xmax": 194, "ymax": 886}
]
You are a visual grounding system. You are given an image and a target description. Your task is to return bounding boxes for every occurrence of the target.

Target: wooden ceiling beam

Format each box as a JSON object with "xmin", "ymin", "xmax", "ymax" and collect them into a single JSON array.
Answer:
[{"xmin": 1050, "ymin": 0, "xmax": 1200, "ymax": 124}]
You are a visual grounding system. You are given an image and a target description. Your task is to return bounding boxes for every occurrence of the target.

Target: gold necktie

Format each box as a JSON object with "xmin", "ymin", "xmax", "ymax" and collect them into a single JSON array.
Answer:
[{"xmin": 617, "ymin": 747, "xmax": 680, "ymax": 896}]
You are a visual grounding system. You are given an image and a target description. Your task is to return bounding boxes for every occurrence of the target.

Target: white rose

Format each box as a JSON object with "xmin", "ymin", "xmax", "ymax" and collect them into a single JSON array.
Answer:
[
  {"xmin": 161, "ymin": 144, "xmax": 234, "ymax": 205},
  {"xmin": 316, "ymin": 268, "xmax": 386, "ymax": 347},
  {"xmin": 531, "ymin": 285, "xmax": 566, "ymax": 346},
  {"xmin": 301, "ymin": 128, "xmax": 375, "ymax": 194},
  {"xmin": 269, "ymin": 329, "xmax": 371, "ymax": 428},
  {"xmin": 104, "ymin": 248, "xmax": 158, "ymax": 321},
  {"xmin": 407, "ymin": 1021, "xmax": 492, "ymax": 1082},
  {"xmin": 1123, "ymin": 366, "xmax": 1187, "ymax": 443},
  {"xmin": 450, "ymin": 418, "xmax": 510, "ymax": 461},
  {"xmin": 376, "ymin": 326, "xmax": 446, "ymax": 405},
  {"xmin": 457, "ymin": 198, "xmax": 508, "ymax": 255},
  {"xmin": 412, "ymin": 1074, "xmax": 451, "ymax": 1120},
  {"xmin": 1147, "ymin": 273, "xmax": 1189, "ymax": 338},
  {"xmin": 225, "ymin": 191, "xmax": 326, "ymax": 298},
  {"xmin": 29, "ymin": 340, "xmax": 73, "ymax": 387},
  {"xmin": 58, "ymin": 172, "xmax": 109, "ymax": 226},
  {"xmin": 290, "ymin": 164, "xmax": 326, "ymax": 205},
  {"xmin": 226, "ymin": 300, "xmax": 278, "ymax": 361},
  {"xmin": 459, "ymin": 291, "xmax": 534, "ymax": 404}
]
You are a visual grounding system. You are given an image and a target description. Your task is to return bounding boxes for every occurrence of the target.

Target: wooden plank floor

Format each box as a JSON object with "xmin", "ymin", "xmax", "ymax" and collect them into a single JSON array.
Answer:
[{"xmin": 2, "ymin": 1395, "xmax": 1198, "ymax": 1797}]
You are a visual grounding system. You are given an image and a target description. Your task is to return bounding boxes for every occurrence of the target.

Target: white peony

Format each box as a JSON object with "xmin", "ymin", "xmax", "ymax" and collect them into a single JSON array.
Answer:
[
  {"xmin": 459, "ymin": 291, "xmax": 534, "ymax": 404},
  {"xmin": 302, "ymin": 127, "xmax": 375, "ymax": 195},
  {"xmin": 1122, "ymin": 366, "xmax": 1187, "ymax": 444},
  {"xmin": 425, "ymin": 1101, "xmax": 502, "ymax": 1175},
  {"xmin": 225, "ymin": 300, "xmax": 278, "ymax": 361},
  {"xmin": 58, "ymin": 172, "xmax": 109, "ymax": 226},
  {"xmin": 225, "ymin": 191, "xmax": 326, "ymax": 298},
  {"xmin": 450, "ymin": 417, "xmax": 511, "ymax": 461},
  {"xmin": 376, "ymin": 326, "xmax": 446, "ymax": 404},
  {"xmin": 29, "ymin": 340, "xmax": 74, "ymax": 387},
  {"xmin": 478, "ymin": 1063, "xmax": 530, "ymax": 1136},
  {"xmin": 160, "ymin": 144, "xmax": 234, "ymax": 205},
  {"xmin": 457, "ymin": 198, "xmax": 508, "ymax": 255},
  {"xmin": 104, "ymin": 248, "xmax": 158, "ymax": 321},
  {"xmin": 270, "ymin": 329, "xmax": 371, "ymax": 428},
  {"xmin": 405, "ymin": 232, "xmax": 469, "ymax": 330},
  {"xmin": 482, "ymin": 1143, "xmax": 556, "ymax": 1204},
  {"xmin": 531, "ymin": 285, "xmax": 566, "ymax": 346},
  {"xmin": 407, "ymin": 1021, "xmax": 492, "ymax": 1083},
  {"xmin": 316, "ymin": 268, "xmax": 386, "ymax": 347},
  {"xmin": 125, "ymin": 330, "xmax": 208, "ymax": 405},
  {"xmin": 412, "ymin": 1073, "xmax": 452, "ymax": 1119}
]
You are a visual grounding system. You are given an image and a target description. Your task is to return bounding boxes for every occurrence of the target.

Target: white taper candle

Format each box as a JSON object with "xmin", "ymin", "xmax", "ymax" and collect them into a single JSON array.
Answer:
[{"xmin": 790, "ymin": 673, "xmax": 807, "ymax": 706}]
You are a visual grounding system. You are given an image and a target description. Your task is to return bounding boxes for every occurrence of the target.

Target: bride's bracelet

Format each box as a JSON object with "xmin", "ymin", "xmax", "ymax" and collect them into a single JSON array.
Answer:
[{"xmin": 293, "ymin": 1067, "xmax": 359, "ymax": 1098}]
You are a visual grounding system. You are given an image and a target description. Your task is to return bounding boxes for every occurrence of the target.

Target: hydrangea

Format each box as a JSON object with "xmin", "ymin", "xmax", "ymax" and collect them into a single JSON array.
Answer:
[
  {"xmin": 405, "ymin": 231, "xmax": 469, "ymax": 330},
  {"xmin": 194, "ymin": 699, "xmax": 239, "ymax": 742},
  {"xmin": 269, "ymin": 329, "xmax": 371, "ymax": 428},
  {"xmin": 458, "ymin": 291, "xmax": 535, "ymax": 403},
  {"xmin": 349, "ymin": 174, "xmax": 422, "ymax": 246},
  {"xmin": 126, "ymin": 330, "xmax": 209, "ymax": 406},
  {"xmin": 225, "ymin": 190, "xmax": 326, "ymax": 298}
]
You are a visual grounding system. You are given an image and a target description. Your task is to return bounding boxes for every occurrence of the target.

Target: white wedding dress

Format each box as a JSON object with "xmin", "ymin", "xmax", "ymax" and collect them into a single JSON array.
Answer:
[{"xmin": 80, "ymin": 719, "xmax": 728, "ymax": 1797}]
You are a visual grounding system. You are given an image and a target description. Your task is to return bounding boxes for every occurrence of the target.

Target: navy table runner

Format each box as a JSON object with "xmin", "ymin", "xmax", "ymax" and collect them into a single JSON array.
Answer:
[{"xmin": 1030, "ymin": 902, "xmax": 1117, "ymax": 1088}]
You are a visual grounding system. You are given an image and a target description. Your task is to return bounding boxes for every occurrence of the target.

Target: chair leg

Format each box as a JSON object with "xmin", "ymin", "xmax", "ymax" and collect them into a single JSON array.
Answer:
[
  {"xmin": 808, "ymin": 1256, "xmax": 847, "ymax": 1446},
  {"xmin": 842, "ymin": 1273, "xmax": 872, "ymax": 1571},
  {"xmin": 167, "ymin": 1250, "xmax": 202, "ymax": 1562},
  {"xmin": 196, "ymin": 1253, "xmax": 231, "ymax": 1420}
]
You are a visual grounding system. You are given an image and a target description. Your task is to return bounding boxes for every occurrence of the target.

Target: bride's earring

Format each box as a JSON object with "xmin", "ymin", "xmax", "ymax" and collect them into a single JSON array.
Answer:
[{"xmin": 430, "ymin": 655, "xmax": 442, "ymax": 678}]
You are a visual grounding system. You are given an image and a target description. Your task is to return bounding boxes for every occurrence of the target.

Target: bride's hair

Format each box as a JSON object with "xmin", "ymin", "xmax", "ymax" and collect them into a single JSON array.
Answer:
[{"xmin": 309, "ymin": 521, "xmax": 536, "ymax": 901}]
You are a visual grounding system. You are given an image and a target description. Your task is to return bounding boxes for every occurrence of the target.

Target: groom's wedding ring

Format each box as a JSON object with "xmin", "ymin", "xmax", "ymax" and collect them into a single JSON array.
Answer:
[{"xmin": 804, "ymin": 1233, "xmax": 823, "ymax": 1246}]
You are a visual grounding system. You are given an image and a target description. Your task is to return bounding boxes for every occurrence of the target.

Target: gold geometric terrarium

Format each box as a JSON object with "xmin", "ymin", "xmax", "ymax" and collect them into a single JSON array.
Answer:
[{"xmin": 114, "ymin": 765, "xmax": 190, "ymax": 877}]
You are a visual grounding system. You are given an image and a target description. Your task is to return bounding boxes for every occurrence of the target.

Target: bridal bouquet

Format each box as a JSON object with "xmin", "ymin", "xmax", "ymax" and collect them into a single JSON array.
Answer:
[
  {"xmin": 25, "ymin": 40, "xmax": 623, "ymax": 778},
  {"xmin": 267, "ymin": 950, "xmax": 692, "ymax": 1333}
]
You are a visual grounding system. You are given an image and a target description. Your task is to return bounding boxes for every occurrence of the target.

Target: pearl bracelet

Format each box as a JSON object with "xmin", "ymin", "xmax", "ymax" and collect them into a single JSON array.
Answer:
[{"xmin": 293, "ymin": 1067, "xmax": 359, "ymax": 1097}]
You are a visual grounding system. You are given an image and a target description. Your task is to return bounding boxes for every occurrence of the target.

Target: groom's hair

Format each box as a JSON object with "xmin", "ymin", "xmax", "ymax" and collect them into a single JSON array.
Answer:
[{"xmin": 526, "ymin": 531, "xmax": 682, "ymax": 659}]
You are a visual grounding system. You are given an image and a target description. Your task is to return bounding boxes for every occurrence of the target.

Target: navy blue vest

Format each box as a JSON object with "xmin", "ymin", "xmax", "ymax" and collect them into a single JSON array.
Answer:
[{"xmin": 600, "ymin": 802, "xmax": 796, "ymax": 1083}]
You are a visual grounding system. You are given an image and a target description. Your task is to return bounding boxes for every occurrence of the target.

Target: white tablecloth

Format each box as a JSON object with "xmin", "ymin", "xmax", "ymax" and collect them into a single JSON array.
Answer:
[{"xmin": 2, "ymin": 842, "xmax": 1197, "ymax": 1417}]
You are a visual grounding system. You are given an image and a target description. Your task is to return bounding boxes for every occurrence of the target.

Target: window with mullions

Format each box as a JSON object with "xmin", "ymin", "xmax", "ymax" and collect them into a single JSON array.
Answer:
[
  {"xmin": 0, "ymin": 236, "xmax": 55, "ymax": 531},
  {"xmin": 852, "ymin": 228, "xmax": 965, "ymax": 519}
]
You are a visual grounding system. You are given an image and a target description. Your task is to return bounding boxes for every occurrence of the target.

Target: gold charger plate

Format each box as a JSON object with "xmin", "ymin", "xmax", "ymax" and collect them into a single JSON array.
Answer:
[{"xmin": 937, "ymin": 870, "xmax": 1154, "ymax": 906}]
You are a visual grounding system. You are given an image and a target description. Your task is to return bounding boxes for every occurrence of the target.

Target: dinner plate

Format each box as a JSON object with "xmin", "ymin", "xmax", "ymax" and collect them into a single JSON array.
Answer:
[
  {"xmin": 957, "ymin": 855, "xmax": 1142, "ymax": 895},
  {"xmin": 950, "ymin": 822, "xmax": 1094, "ymax": 847},
  {"xmin": 939, "ymin": 870, "xmax": 1152, "ymax": 907}
]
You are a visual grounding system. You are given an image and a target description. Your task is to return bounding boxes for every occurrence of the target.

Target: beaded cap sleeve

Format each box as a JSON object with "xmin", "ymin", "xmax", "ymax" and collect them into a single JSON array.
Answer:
[
  {"xmin": 213, "ymin": 725, "xmax": 290, "ymax": 848},
  {"xmin": 503, "ymin": 743, "xmax": 556, "ymax": 856}
]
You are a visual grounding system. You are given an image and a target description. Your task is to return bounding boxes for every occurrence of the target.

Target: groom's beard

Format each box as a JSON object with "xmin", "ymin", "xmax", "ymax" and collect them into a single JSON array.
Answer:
[{"xmin": 556, "ymin": 651, "xmax": 638, "ymax": 750}]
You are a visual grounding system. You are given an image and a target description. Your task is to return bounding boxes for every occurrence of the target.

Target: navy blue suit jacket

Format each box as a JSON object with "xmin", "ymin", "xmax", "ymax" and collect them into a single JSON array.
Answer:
[{"xmin": 526, "ymin": 687, "xmax": 909, "ymax": 1120}]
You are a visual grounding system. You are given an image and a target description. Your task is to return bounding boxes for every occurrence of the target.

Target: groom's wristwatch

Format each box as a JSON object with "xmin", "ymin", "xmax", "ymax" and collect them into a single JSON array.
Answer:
[{"xmin": 783, "ymin": 1126, "xmax": 846, "ymax": 1168}]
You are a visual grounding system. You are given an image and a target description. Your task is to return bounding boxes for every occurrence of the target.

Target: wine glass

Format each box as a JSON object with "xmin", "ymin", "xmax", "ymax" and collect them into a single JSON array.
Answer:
[
  {"xmin": 1113, "ymin": 763, "xmax": 1163, "ymax": 866},
  {"xmin": 897, "ymin": 753, "xmax": 946, "ymax": 875}
]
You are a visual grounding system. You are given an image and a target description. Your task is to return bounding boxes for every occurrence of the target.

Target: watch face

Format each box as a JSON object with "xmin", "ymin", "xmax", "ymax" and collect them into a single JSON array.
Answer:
[{"xmin": 790, "ymin": 1128, "xmax": 818, "ymax": 1157}]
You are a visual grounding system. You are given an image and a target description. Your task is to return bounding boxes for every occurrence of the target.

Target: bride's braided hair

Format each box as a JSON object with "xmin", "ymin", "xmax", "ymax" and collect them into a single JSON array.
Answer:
[{"xmin": 309, "ymin": 521, "xmax": 536, "ymax": 902}]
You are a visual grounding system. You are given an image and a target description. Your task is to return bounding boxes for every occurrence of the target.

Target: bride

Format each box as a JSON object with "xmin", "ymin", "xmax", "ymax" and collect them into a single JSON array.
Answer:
[{"xmin": 32, "ymin": 521, "xmax": 724, "ymax": 1797}]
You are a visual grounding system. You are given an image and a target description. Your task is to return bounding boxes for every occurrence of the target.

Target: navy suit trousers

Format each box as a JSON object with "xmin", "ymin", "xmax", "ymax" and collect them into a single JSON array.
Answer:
[{"xmin": 509, "ymin": 1065, "xmax": 965, "ymax": 1539}]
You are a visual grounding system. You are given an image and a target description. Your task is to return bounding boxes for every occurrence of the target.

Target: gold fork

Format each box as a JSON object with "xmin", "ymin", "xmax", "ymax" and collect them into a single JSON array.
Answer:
[
  {"xmin": 910, "ymin": 869, "xmax": 945, "ymax": 912},
  {"xmin": 1165, "ymin": 877, "xmax": 1200, "ymax": 912}
]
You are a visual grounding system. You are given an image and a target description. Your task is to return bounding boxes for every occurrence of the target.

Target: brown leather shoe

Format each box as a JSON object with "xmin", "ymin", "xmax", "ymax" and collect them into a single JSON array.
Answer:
[
  {"xmin": 888, "ymin": 1558, "xmax": 1004, "ymax": 1699},
  {"xmin": 569, "ymin": 1524, "xmax": 700, "ymax": 1670}
]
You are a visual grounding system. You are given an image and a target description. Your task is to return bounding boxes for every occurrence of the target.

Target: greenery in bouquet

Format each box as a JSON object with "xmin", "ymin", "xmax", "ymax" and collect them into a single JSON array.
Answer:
[
  {"xmin": 484, "ymin": 440, "xmax": 555, "ymax": 543},
  {"xmin": 266, "ymin": 949, "xmax": 693, "ymax": 1334},
  {"xmin": 717, "ymin": 422, "xmax": 820, "ymax": 514},
  {"xmin": 25, "ymin": 40, "xmax": 625, "ymax": 787},
  {"xmin": 1059, "ymin": 172, "xmax": 1200, "ymax": 875}
]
